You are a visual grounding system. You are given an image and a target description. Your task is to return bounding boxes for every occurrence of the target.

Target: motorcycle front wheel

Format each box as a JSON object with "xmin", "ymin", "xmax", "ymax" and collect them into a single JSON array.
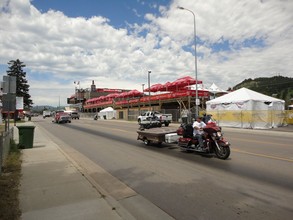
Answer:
[
  {"xmin": 143, "ymin": 138, "xmax": 150, "ymax": 145},
  {"xmin": 215, "ymin": 144, "xmax": 230, "ymax": 160}
]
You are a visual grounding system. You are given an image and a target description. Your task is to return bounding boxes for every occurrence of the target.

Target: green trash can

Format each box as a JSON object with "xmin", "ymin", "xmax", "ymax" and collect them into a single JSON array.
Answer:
[{"xmin": 17, "ymin": 126, "xmax": 35, "ymax": 149}]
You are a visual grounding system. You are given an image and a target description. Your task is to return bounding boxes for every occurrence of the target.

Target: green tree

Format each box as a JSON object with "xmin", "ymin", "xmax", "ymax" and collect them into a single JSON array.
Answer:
[{"xmin": 7, "ymin": 59, "xmax": 33, "ymax": 109}]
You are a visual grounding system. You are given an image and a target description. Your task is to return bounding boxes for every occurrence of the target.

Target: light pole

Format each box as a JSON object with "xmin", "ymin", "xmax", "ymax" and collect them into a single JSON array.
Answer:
[
  {"xmin": 148, "ymin": 70, "xmax": 151, "ymax": 110},
  {"xmin": 142, "ymin": 83, "xmax": 145, "ymax": 96},
  {"xmin": 178, "ymin": 6, "xmax": 199, "ymax": 117},
  {"xmin": 74, "ymin": 81, "xmax": 81, "ymax": 104}
]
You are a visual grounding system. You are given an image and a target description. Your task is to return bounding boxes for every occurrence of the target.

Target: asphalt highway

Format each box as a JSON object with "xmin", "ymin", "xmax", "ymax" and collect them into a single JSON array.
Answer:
[{"xmin": 35, "ymin": 117, "xmax": 293, "ymax": 220}]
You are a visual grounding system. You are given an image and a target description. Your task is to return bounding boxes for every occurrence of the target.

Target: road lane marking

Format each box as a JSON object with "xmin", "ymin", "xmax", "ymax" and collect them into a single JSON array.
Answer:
[
  {"xmin": 84, "ymin": 123, "xmax": 133, "ymax": 133},
  {"xmin": 111, "ymin": 128, "xmax": 131, "ymax": 133},
  {"xmin": 233, "ymin": 148, "xmax": 293, "ymax": 162},
  {"xmin": 83, "ymin": 123, "xmax": 293, "ymax": 162},
  {"xmin": 229, "ymin": 137, "xmax": 291, "ymax": 147}
]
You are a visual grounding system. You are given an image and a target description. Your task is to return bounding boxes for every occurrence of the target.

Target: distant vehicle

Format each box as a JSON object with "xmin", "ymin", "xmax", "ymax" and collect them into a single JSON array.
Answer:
[
  {"xmin": 138, "ymin": 111, "xmax": 172, "ymax": 126},
  {"xmin": 52, "ymin": 112, "xmax": 71, "ymax": 124},
  {"xmin": 71, "ymin": 112, "xmax": 80, "ymax": 119},
  {"xmin": 43, "ymin": 110, "xmax": 51, "ymax": 118},
  {"xmin": 64, "ymin": 110, "xmax": 80, "ymax": 119}
]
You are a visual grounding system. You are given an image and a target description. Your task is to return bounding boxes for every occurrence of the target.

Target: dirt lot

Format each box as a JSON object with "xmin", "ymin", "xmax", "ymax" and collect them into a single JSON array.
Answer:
[{"xmin": 0, "ymin": 131, "xmax": 22, "ymax": 220}]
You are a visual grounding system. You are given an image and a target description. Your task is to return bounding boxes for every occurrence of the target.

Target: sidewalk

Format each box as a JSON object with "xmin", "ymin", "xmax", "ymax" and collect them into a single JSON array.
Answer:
[
  {"xmin": 15, "ymin": 122, "xmax": 129, "ymax": 220},
  {"xmin": 15, "ymin": 121, "xmax": 175, "ymax": 220}
]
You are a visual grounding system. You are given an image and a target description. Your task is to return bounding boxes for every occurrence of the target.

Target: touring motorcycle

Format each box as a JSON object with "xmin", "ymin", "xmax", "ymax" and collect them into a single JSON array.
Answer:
[{"xmin": 177, "ymin": 122, "xmax": 231, "ymax": 160}]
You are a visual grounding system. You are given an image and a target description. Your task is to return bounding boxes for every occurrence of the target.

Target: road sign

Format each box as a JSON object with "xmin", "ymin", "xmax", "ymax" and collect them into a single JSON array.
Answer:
[
  {"xmin": 3, "ymin": 75, "xmax": 16, "ymax": 94},
  {"xmin": 196, "ymin": 98, "xmax": 200, "ymax": 106},
  {"xmin": 2, "ymin": 94, "xmax": 16, "ymax": 111}
]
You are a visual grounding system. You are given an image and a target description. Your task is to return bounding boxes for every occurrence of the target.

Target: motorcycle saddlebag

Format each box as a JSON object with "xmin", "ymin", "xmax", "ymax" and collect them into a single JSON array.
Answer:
[{"xmin": 178, "ymin": 137, "xmax": 191, "ymax": 147}]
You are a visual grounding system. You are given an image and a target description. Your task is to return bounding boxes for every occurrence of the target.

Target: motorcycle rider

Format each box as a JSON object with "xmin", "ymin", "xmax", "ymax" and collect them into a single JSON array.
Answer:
[{"xmin": 193, "ymin": 116, "xmax": 207, "ymax": 149}]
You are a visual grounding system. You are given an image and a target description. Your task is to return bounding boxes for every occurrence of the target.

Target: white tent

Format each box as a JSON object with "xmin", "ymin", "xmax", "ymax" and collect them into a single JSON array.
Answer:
[
  {"xmin": 206, "ymin": 88, "xmax": 285, "ymax": 129},
  {"xmin": 208, "ymin": 83, "xmax": 228, "ymax": 99},
  {"xmin": 98, "ymin": 107, "xmax": 116, "ymax": 119},
  {"xmin": 208, "ymin": 83, "xmax": 227, "ymax": 93}
]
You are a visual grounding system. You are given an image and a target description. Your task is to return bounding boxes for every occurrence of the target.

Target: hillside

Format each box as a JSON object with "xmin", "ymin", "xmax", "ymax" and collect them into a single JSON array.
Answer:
[{"xmin": 232, "ymin": 75, "xmax": 293, "ymax": 107}]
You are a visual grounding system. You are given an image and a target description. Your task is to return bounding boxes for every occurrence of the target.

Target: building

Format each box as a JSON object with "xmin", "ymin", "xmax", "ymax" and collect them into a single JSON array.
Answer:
[{"xmin": 68, "ymin": 77, "xmax": 212, "ymax": 121}]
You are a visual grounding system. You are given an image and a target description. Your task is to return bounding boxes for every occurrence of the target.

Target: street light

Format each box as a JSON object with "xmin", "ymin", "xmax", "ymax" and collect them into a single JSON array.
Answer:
[
  {"xmin": 142, "ymin": 83, "xmax": 145, "ymax": 96},
  {"xmin": 178, "ymin": 6, "xmax": 199, "ymax": 117},
  {"xmin": 74, "ymin": 81, "xmax": 80, "ymax": 104},
  {"xmin": 148, "ymin": 70, "xmax": 151, "ymax": 109}
]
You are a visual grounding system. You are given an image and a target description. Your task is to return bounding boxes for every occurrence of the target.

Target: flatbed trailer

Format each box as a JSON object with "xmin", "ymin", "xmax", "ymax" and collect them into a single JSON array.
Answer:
[{"xmin": 137, "ymin": 127, "xmax": 179, "ymax": 145}]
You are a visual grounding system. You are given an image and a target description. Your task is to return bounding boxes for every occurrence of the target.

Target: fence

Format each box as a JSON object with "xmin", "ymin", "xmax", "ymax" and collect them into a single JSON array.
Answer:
[
  {"xmin": 286, "ymin": 110, "xmax": 293, "ymax": 124},
  {"xmin": 80, "ymin": 109, "xmax": 293, "ymax": 126},
  {"xmin": 206, "ymin": 110, "xmax": 292, "ymax": 128},
  {"xmin": 0, "ymin": 128, "xmax": 14, "ymax": 175}
]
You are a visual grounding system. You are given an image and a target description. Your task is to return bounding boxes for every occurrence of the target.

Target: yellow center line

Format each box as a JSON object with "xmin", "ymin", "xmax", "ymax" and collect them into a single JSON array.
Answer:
[
  {"xmin": 233, "ymin": 148, "xmax": 293, "ymax": 162},
  {"xmin": 229, "ymin": 137, "xmax": 290, "ymax": 147},
  {"xmin": 111, "ymin": 128, "xmax": 131, "ymax": 133},
  {"xmin": 86, "ymin": 123, "xmax": 293, "ymax": 162}
]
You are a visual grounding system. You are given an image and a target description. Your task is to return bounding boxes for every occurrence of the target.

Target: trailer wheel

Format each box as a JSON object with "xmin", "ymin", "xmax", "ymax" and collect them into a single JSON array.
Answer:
[
  {"xmin": 143, "ymin": 138, "xmax": 150, "ymax": 145},
  {"xmin": 165, "ymin": 122, "xmax": 169, "ymax": 127}
]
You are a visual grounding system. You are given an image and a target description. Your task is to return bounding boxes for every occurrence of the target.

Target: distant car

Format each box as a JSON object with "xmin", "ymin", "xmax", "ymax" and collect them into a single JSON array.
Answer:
[
  {"xmin": 70, "ymin": 112, "xmax": 80, "ymax": 120},
  {"xmin": 43, "ymin": 110, "xmax": 51, "ymax": 118},
  {"xmin": 52, "ymin": 112, "xmax": 71, "ymax": 124}
]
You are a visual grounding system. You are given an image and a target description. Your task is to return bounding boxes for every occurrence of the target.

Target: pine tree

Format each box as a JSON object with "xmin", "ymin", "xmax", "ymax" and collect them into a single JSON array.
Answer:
[{"xmin": 7, "ymin": 59, "xmax": 33, "ymax": 109}]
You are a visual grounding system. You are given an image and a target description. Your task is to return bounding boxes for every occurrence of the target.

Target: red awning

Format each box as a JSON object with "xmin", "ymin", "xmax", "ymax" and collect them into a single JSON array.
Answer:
[
  {"xmin": 105, "ymin": 93, "xmax": 120, "ymax": 99},
  {"xmin": 144, "ymin": 84, "xmax": 163, "ymax": 92},
  {"xmin": 127, "ymin": 89, "xmax": 143, "ymax": 97},
  {"xmin": 143, "ymin": 76, "xmax": 202, "ymax": 93},
  {"xmin": 166, "ymin": 76, "xmax": 202, "ymax": 91},
  {"xmin": 116, "ymin": 92, "xmax": 128, "ymax": 98}
]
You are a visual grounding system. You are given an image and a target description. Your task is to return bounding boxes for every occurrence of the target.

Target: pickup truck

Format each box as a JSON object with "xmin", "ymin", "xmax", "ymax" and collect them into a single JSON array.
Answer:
[
  {"xmin": 138, "ymin": 111, "xmax": 172, "ymax": 126},
  {"xmin": 43, "ymin": 110, "xmax": 51, "ymax": 118},
  {"xmin": 64, "ymin": 110, "xmax": 80, "ymax": 119}
]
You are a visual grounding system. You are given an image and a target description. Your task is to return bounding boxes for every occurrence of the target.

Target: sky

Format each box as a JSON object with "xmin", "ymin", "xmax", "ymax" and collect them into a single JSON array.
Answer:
[{"xmin": 0, "ymin": 0, "xmax": 292, "ymax": 107}]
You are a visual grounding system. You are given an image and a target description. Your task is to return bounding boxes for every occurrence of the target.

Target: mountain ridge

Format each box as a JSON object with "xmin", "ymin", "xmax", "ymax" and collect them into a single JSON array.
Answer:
[{"xmin": 231, "ymin": 75, "xmax": 293, "ymax": 107}]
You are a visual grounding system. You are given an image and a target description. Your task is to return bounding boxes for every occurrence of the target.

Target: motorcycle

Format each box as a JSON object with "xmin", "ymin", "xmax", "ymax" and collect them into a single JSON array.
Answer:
[{"xmin": 177, "ymin": 122, "xmax": 231, "ymax": 160}]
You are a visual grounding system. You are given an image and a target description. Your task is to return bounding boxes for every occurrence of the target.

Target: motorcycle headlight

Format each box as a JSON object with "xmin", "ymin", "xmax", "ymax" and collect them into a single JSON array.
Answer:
[{"xmin": 217, "ymin": 131, "xmax": 222, "ymax": 137}]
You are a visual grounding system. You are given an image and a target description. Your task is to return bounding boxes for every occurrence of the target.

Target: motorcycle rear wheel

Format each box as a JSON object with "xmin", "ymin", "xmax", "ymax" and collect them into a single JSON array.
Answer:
[{"xmin": 215, "ymin": 144, "xmax": 230, "ymax": 160}]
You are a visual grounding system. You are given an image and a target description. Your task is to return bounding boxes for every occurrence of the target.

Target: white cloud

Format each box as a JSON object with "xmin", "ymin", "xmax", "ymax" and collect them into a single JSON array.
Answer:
[{"xmin": 0, "ymin": 0, "xmax": 292, "ymax": 106}]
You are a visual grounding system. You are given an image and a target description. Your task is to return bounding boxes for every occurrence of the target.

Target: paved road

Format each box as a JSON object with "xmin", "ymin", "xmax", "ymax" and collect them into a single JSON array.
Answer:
[{"xmin": 36, "ymin": 118, "xmax": 293, "ymax": 220}]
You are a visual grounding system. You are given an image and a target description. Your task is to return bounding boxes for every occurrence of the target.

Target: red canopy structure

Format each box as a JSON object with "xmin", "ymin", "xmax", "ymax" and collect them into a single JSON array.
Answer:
[
  {"xmin": 116, "ymin": 90, "xmax": 143, "ymax": 98},
  {"xmin": 144, "ymin": 76, "xmax": 202, "ymax": 93},
  {"xmin": 84, "ymin": 76, "xmax": 206, "ymax": 109},
  {"xmin": 166, "ymin": 76, "xmax": 202, "ymax": 91},
  {"xmin": 127, "ymin": 89, "xmax": 144, "ymax": 97},
  {"xmin": 105, "ymin": 93, "xmax": 120, "ymax": 99},
  {"xmin": 144, "ymin": 84, "xmax": 164, "ymax": 92}
]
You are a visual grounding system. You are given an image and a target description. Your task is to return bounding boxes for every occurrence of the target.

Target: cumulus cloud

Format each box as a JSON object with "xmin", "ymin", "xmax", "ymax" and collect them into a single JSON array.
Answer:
[{"xmin": 0, "ymin": 0, "xmax": 292, "ymax": 106}]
